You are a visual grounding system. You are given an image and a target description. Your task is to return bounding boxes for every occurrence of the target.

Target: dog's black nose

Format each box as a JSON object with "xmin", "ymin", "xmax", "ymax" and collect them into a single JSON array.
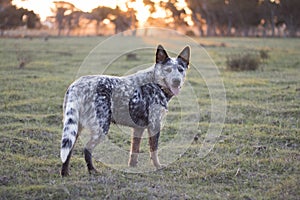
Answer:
[{"xmin": 172, "ymin": 78, "xmax": 181, "ymax": 87}]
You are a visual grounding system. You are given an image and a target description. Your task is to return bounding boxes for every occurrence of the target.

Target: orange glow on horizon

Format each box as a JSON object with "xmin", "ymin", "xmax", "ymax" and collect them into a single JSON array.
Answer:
[
  {"xmin": 12, "ymin": 0, "xmax": 126, "ymax": 21},
  {"xmin": 12, "ymin": 0, "xmax": 193, "ymax": 27}
]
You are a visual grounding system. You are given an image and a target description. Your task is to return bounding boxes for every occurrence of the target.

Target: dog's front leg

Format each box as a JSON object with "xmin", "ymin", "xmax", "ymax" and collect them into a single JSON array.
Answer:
[
  {"xmin": 148, "ymin": 129, "xmax": 165, "ymax": 169},
  {"xmin": 149, "ymin": 130, "xmax": 160, "ymax": 168},
  {"xmin": 148, "ymin": 106, "xmax": 167, "ymax": 169},
  {"xmin": 128, "ymin": 128, "xmax": 144, "ymax": 167}
]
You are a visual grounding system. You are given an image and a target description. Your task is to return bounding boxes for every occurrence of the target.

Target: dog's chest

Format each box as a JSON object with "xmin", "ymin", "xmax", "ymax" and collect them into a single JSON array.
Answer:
[
  {"xmin": 128, "ymin": 83, "xmax": 169, "ymax": 127},
  {"xmin": 111, "ymin": 82, "xmax": 170, "ymax": 128}
]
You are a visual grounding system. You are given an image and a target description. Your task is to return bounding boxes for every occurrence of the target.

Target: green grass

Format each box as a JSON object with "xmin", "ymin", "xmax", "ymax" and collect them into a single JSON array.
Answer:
[{"xmin": 0, "ymin": 36, "xmax": 299, "ymax": 199}]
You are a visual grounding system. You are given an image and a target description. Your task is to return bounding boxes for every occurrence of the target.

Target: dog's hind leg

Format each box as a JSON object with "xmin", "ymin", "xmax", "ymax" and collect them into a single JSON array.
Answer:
[
  {"xmin": 84, "ymin": 82, "xmax": 113, "ymax": 174},
  {"xmin": 84, "ymin": 103, "xmax": 111, "ymax": 174},
  {"xmin": 61, "ymin": 126, "xmax": 82, "ymax": 176},
  {"xmin": 84, "ymin": 128, "xmax": 107, "ymax": 174},
  {"xmin": 61, "ymin": 149, "xmax": 72, "ymax": 176},
  {"xmin": 128, "ymin": 128, "xmax": 145, "ymax": 167}
]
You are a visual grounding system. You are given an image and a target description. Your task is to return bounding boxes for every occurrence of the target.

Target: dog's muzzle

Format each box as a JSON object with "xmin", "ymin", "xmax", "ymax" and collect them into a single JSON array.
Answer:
[{"xmin": 170, "ymin": 78, "xmax": 182, "ymax": 95}]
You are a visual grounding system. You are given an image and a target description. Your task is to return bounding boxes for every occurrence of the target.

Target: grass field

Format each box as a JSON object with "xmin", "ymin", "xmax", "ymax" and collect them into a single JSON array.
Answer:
[{"xmin": 0, "ymin": 35, "xmax": 299, "ymax": 199}]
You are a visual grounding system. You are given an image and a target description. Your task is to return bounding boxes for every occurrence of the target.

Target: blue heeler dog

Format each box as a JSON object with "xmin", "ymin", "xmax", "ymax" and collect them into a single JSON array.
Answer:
[{"xmin": 60, "ymin": 45, "xmax": 190, "ymax": 176}]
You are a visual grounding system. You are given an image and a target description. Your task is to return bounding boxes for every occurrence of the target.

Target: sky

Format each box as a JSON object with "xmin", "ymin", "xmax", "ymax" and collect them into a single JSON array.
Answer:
[
  {"xmin": 12, "ymin": 0, "xmax": 160, "ymax": 24},
  {"xmin": 12, "ymin": 0, "xmax": 135, "ymax": 21},
  {"xmin": 12, "ymin": 0, "xmax": 192, "ymax": 26}
]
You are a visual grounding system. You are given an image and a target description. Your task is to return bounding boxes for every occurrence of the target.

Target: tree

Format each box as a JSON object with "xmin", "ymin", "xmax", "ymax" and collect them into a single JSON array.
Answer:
[
  {"xmin": 187, "ymin": 0, "xmax": 264, "ymax": 37},
  {"xmin": 230, "ymin": 0, "xmax": 261, "ymax": 36},
  {"xmin": 0, "ymin": 0, "xmax": 40, "ymax": 36},
  {"xmin": 65, "ymin": 10, "xmax": 83, "ymax": 36},
  {"xmin": 25, "ymin": 10, "xmax": 40, "ymax": 29},
  {"xmin": 209, "ymin": 0, "xmax": 232, "ymax": 36},
  {"xmin": 161, "ymin": 0, "xmax": 187, "ymax": 29},
  {"xmin": 0, "ymin": 0, "xmax": 11, "ymax": 9},
  {"xmin": 52, "ymin": 1, "xmax": 80, "ymax": 36},
  {"xmin": 143, "ymin": 0, "xmax": 188, "ymax": 32},
  {"xmin": 91, "ymin": 6, "xmax": 113, "ymax": 35},
  {"xmin": 259, "ymin": 0, "xmax": 279, "ymax": 37},
  {"xmin": 186, "ymin": 0, "xmax": 205, "ymax": 36},
  {"xmin": 111, "ymin": 6, "xmax": 137, "ymax": 34},
  {"xmin": 278, "ymin": 0, "xmax": 300, "ymax": 37},
  {"xmin": 186, "ymin": 0, "xmax": 220, "ymax": 36}
]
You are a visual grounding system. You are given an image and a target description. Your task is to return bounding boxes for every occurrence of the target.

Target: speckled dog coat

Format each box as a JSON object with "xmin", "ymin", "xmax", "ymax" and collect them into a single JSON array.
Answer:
[{"xmin": 60, "ymin": 45, "xmax": 190, "ymax": 176}]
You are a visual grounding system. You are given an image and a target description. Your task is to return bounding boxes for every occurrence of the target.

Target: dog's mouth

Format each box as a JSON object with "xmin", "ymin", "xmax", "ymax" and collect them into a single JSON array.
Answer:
[
  {"xmin": 161, "ymin": 79, "xmax": 182, "ymax": 96},
  {"xmin": 169, "ymin": 85, "xmax": 181, "ymax": 96}
]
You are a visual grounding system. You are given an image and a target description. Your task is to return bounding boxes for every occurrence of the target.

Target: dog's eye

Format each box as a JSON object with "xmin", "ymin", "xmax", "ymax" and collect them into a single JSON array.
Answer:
[
  {"xmin": 178, "ymin": 66, "xmax": 184, "ymax": 73},
  {"xmin": 164, "ymin": 67, "xmax": 172, "ymax": 73}
]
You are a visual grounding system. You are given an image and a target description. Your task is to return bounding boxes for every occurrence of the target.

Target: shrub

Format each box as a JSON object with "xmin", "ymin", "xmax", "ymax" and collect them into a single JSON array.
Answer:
[
  {"xmin": 226, "ymin": 53, "xmax": 260, "ymax": 71},
  {"xmin": 185, "ymin": 30, "xmax": 196, "ymax": 37},
  {"xmin": 15, "ymin": 44, "xmax": 32, "ymax": 69},
  {"xmin": 259, "ymin": 49, "xmax": 269, "ymax": 60},
  {"xmin": 126, "ymin": 53, "xmax": 138, "ymax": 61}
]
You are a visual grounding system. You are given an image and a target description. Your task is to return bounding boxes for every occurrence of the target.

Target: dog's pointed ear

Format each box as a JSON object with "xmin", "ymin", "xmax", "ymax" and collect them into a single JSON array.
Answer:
[
  {"xmin": 178, "ymin": 46, "xmax": 190, "ymax": 67},
  {"xmin": 156, "ymin": 44, "xmax": 169, "ymax": 64}
]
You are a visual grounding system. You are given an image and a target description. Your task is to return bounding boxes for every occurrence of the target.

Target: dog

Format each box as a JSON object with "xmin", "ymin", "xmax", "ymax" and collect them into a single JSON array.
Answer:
[{"xmin": 60, "ymin": 45, "xmax": 190, "ymax": 176}]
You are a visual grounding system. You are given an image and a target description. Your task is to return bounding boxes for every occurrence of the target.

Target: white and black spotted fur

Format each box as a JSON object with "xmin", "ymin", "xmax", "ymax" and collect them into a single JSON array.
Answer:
[{"xmin": 60, "ymin": 45, "xmax": 190, "ymax": 176}]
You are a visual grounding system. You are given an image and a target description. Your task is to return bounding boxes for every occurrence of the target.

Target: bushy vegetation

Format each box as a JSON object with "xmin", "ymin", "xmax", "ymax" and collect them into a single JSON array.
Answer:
[
  {"xmin": 259, "ymin": 49, "xmax": 269, "ymax": 60},
  {"xmin": 226, "ymin": 53, "xmax": 261, "ymax": 71}
]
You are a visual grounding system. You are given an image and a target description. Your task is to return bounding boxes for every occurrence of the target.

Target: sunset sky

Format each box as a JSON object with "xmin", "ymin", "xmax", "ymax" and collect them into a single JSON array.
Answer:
[
  {"xmin": 12, "ymin": 0, "xmax": 191, "ymax": 26},
  {"xmin": 12, "ymin": 0, "xmax": 143, "ymax": 20}
]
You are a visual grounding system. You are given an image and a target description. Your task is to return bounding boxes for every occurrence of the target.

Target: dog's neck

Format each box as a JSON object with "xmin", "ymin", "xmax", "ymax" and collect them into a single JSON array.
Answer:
[
  {"xmin": 125, "ymin": 66, "xmax": 155, "ymax": 85},
  {"xmin": 157, "ymin": 84, "xmax": 174, "ymax": 101},
  {"xmin": 125, "ymin": 66, "xmax": 174, "ymax": 100}
]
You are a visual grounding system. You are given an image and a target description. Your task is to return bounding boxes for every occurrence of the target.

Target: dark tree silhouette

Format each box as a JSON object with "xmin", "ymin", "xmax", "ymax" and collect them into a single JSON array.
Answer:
[
  {"xmin": 146, "ymin": 0, "xmax": 300, "ymax": 37},
  {"xmin": 260, "ymin": 0, "xmax": 279, "ymax": 37},
  {"xmin": 186, "ymin": 0, "xmax": 215, "ymax": 36},
  {"xmin": 278, "ymin": 0, "xmax": 300, "ymax": 37},
  {"xmin": 161, "ymin": 0, "xmax": 187, "ymax": 28},
  {"xmin": 52, "ymin": 1, "xmax": 80, "ymax": 36},
  {"xmin": 0, "ymin": 0, "xmax": 40, "ymax": 36},
  {"xmin": 111, "ymin": 6, "xmax": 137, "ymax": 34},
  {"xmin": 91, "ymin": 6, "xmax": 113, "ymax": 35}
]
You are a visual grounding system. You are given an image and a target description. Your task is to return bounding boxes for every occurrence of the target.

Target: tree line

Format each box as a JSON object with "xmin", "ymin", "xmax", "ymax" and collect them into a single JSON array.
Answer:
[
  {"xmin": 51, "ymin": 1, "xmax": 136, "ymax": 36},
  {"xmin": 186, "ymin": 0, "xmax": 300, "ymax": 37},
  {"xmin": 0, "ymin": 0, "xmax": 300, "ymax": 37}
]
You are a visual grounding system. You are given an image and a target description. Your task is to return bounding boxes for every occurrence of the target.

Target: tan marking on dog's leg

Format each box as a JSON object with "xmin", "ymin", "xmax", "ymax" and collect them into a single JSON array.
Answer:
[
  {"xmin": 128, "ymin": 128, "xmax": 144, "ymax": 167},
  {"xmin": 150, "ymin": 150, "xmax": 160, "ymax": 168}
]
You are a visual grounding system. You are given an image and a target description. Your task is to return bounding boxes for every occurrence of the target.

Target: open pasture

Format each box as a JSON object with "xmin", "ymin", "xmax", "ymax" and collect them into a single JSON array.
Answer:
[{"xmin": 0, "ymin": 36, "xmax": 299, "ymax": 199}]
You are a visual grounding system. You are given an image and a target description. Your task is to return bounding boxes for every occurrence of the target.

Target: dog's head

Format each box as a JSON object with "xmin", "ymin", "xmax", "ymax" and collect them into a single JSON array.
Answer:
[{"xmin": 154, "ymin": 45, "xmax": 190, "ymax": 96}]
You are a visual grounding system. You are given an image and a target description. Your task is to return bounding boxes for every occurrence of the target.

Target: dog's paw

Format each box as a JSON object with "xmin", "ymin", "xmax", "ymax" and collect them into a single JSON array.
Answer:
[
  {"xmin": 128, "ymin": 160, "xmax": 138, "ymax": 167},
  {"xmin": 155, "ymin": 163, "xmax": 167, "ymax": 170},
  {"xmin": 128, "ymin": 153, "xmax": 139, "ymax": 167},
  {"xmin": 61, "ymin": 166, "xmax": 70, "ymax": 177},
  {"xmin": 88, "ymin": 168, "xmax": 99, "ymax": 175},
  {"xmin": 61, "ymin": 170, "xmax": 70, "ymax": 177}
]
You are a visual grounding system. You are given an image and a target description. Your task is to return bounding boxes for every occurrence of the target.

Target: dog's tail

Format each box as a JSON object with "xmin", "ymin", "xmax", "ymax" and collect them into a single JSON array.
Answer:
[{"xmin": 60, "ymin": 89, "xmax": 79, "ymax": 163}]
